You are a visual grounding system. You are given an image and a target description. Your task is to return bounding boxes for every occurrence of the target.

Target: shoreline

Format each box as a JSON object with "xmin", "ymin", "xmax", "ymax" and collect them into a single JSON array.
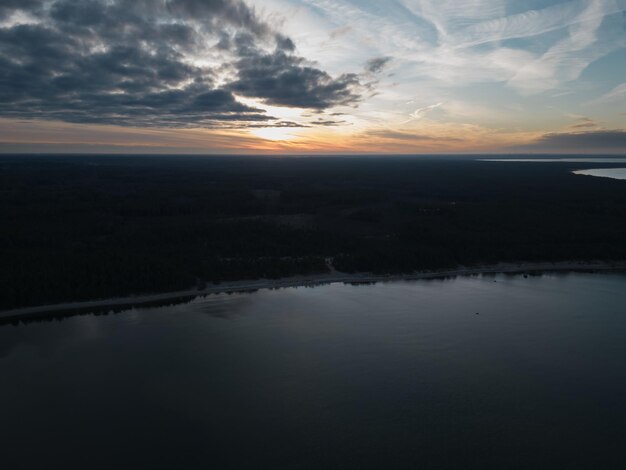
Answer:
[{"xmin": 2, "ymin": 260, "xmax": 626, "ymax": 322}]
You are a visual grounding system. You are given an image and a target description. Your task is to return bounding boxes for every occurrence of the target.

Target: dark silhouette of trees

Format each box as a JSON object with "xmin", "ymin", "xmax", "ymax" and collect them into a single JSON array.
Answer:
[{"xmin": 2, "ymin": 154, "xmax": 626, "ymax": 309}]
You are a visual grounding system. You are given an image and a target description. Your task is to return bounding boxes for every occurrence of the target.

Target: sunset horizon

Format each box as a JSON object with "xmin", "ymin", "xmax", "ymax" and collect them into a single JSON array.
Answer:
[{"xmin": 1, "ymin": 0, "xmax": 625, "ymax": 155}]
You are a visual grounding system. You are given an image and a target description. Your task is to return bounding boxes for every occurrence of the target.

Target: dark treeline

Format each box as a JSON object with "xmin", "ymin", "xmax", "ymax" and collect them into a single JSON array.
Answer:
[{"xmin": 2, "ymin": 155, "xmax": 626, "ymax": 310}]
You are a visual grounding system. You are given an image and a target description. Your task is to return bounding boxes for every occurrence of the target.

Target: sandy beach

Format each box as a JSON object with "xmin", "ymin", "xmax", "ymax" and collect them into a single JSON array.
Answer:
[{"xmin": 2, "ymin": 260, "xmax": 625, "ymax": 323}]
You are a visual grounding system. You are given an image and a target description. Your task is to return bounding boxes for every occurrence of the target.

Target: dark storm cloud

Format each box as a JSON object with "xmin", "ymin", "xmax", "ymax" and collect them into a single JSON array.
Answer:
[
  {"xmin": 0, "ymin": 0, "xmax": 42, "ymax": 19},
  {"xmin": 229, "ymin": 50, "xmax": 361, "ymax": 109},
  {"xmin": 521, "ymin": 130, "xmax": 626, "ymax": 151},
  {"xmin": 0, "ymin": 0, "xmax": 363, "ymax": 128}
]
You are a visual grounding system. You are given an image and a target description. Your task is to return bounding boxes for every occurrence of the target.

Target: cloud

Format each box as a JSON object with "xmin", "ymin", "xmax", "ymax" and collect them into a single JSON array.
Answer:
[
  {"xmin": 302, "ymin": 0, "xmax": 626, "ymax": 96},
  {"xmin": 0, "ymin": 0, "xmax": 364, "ymax": 128},
  {"xmin": 310, "ymin": 117, "xmax": 350, "ymax": 126},
  {"xmin": 591, "ymin": 82, "xmax": 626, "ymax": 105},
  {"xmin": 228, "ymin": 49, "xmax": 361, "ymax": 109},
  {"xmin": 329, "ymin": 25, "xmax": 352, "ymax": 40},
  {"xmin": 449, "ymin": 0, "xmax": 626, "ymax": 48},
  {"xmin": 402, "ymin": 102, "xmax": 443, "ymax": 124},
  {"xmin": 364, "ymin": 57, "xmax": 392, "ymax": 74},
  {"xmin": 519, "ymin": 129, "xmax": 626, "ymax": 152},
  {"xmin": 365, "ymin": 129, "xmax": 462, "ymax": 142},
  {"xmin": 0, "ymin": 0, "xmax": 42, "ymax": 20},
  {"xmin": 569, "ymin": 123, "xmax": 599, "ymax": 130},
  {"xmin": 568, "ymin": 116, "xmax": 599, "ymax": 130}
]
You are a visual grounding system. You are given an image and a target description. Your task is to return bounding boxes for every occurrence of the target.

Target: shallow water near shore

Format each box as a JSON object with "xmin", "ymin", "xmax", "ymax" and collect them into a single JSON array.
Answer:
[{"xmin": 2, "ymin": 272, "xmax": 626, "ymax": 469}]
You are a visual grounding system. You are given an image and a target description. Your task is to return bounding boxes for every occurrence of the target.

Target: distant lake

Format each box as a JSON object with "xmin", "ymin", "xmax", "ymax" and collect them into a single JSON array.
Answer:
[
  {"xmin": 572, "ymin": 168, "xmax": 626, "ymax": 180},
  {"xmin": 2, "ymin": 273, "xmax": 626, "ymax": 469},
  {"xmin": 480, "ymin": 158, "xmax": 626, "ymax": 163}
]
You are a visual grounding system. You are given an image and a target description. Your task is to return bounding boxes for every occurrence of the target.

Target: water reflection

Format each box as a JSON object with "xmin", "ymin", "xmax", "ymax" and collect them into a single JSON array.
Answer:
[
  {"xmin": 186, "ymin": 292, "xmax": 253, "ymax": 319},
  {"xmin": 2, "ymin": 272, "xmax": 626, "ymax": 469}
]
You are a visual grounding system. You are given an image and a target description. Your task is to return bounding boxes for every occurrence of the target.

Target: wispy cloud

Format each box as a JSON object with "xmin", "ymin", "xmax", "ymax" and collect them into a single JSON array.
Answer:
[
  {"xmin": 590, "ymin": 83, "xmax": 626, "ymax": 105},
  {"xmin": 447, "ymin": 0, "xmax": 625, "ymax": 48},
  {"xmin": 402, "ymin": 102, "xmax": 443, "ymax": 123},
  {"xmin": 295, "ymin": 0, "xmax": 626, "ymax": 93}
]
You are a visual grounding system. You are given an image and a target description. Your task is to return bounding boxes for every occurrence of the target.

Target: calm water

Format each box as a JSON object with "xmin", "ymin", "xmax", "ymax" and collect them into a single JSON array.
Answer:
[
  {"xmin": 2, "ymin": 273, "xmax": 626, "ymax": 469},
  {"xmin": 480, "ymin": 158, "xmax": 626, "ymax": 163},
  {"xmin": 573, "ymin": 168, "xmax": 626, "ymax": 180}
]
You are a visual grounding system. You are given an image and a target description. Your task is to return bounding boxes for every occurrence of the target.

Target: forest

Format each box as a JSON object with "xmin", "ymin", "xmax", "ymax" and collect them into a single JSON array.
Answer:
[{"xmin": 2, "ymin": 154, "xmax": 626, "ymax": 310}]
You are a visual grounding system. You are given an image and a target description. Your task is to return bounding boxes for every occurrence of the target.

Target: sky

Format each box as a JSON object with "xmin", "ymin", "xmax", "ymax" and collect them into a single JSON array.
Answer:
[{"xmin": 0, "ymin": 0, "xmax": 625, "ymax": 154}]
